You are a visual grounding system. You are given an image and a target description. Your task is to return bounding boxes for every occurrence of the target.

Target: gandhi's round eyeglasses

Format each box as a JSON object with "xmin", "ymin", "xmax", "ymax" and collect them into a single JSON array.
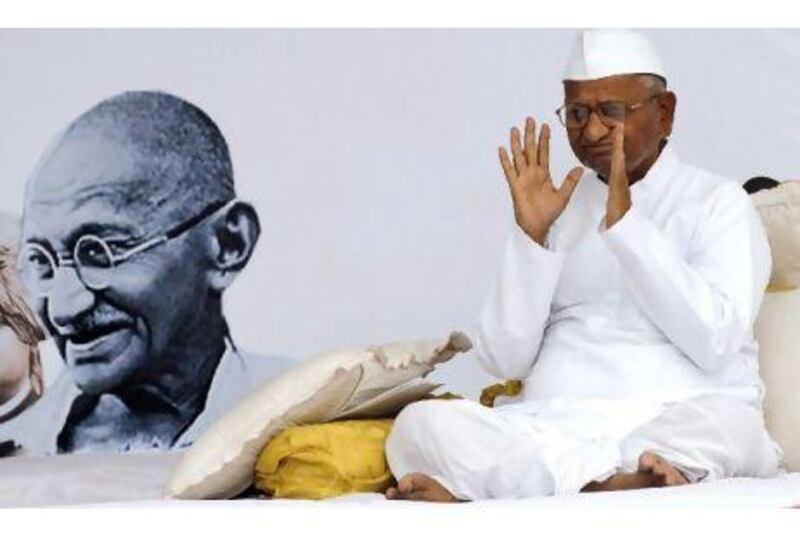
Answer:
[
  {"xmin": 17, "ymin": 199, "xmax": 232, "ymax": 296},
  {"xmin": 554, "ymin": 94, "xmax": 661, "ymax": 129}
]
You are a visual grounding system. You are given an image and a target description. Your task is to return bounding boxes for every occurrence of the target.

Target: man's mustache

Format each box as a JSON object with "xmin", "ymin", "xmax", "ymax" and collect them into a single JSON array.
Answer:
[{"xmin": 49, "ymin": 308, "xmax": 135, "ymax": 340}]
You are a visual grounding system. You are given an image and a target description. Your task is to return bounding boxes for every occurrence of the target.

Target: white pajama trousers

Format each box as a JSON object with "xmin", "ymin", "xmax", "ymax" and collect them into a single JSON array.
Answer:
[{"xmin": 385, "ymin": 397, "xmax": 781, "ymax": 500}]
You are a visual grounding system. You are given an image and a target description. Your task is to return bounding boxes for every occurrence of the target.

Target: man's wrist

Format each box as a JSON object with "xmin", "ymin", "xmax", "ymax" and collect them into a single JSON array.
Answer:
[
  {"xmin": 519, "ymin": 224, "xmax": 549, "ymax": 247},
  {"xmin": 605, "ymin": 202, "xmax": 631, "ymax": 229}
]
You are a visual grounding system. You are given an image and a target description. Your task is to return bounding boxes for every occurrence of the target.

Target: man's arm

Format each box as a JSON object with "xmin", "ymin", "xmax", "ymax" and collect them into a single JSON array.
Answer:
[
  {"xmin": 602, "ymin": 189, "xmax": 770, "ymax": 371},
  {"xmin": 477, "ymin": 226, "xmax": 565, "ymax": 379},
  {"xmin": 477, "ymin": 118, "xmax": 582, "ymax": 379},
  {"xmin": 602, "ymin": 127, "xmax": 771, "ymax": 371}
]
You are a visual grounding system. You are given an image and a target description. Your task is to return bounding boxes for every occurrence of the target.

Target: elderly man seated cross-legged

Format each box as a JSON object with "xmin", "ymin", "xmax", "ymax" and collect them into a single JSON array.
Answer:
[{"xmin": 384, "ymin": 29, "xmax": 782, "ymax": 502}]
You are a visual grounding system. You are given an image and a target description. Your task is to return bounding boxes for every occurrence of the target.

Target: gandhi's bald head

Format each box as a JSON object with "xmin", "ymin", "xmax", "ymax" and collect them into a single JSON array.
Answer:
[{"xmin": 27, "ymin": 91, "xmax": 235, "ymax": 225}]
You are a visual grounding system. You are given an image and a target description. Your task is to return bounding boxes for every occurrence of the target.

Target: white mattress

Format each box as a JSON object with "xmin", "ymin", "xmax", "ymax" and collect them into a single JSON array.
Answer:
[{"xmin": 1, "ymin": 452, "xmax": 798, "ymax": 508}]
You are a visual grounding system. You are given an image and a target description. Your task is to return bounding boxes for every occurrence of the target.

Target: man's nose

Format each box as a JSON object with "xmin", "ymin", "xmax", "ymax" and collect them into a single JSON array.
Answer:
[
  {"xmin": 46, "ymin": 267, "xmax": 96, "ymax": 330},
  {"xmin": 582, "ymin": 111, "xmax": 611, "ymax": 144}
]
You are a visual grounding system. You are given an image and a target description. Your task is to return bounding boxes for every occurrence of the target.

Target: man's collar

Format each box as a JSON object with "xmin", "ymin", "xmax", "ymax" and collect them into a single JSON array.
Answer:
[
  {"xmin": 629, "ymin": 143, "xmax": 678, "ymax": 196},
  {"xmin": 173, "ymin": 339, "xmax": 246, "ymax": 447},
  {"xmin": 595, "ymin": 143, "xmax": 678, "ymax": 197}
]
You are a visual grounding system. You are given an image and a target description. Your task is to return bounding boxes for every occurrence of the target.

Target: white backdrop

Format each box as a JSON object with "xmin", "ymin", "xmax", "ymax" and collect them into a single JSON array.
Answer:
[{"xmin": 1, "ymin": 29, "xmax": 798, "ymax": 398}]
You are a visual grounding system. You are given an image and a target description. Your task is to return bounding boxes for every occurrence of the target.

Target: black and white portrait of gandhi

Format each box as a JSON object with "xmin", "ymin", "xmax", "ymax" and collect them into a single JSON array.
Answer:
[{"xmin": 7, "ymin": 91, "xmax": 291, "ymax": 454}]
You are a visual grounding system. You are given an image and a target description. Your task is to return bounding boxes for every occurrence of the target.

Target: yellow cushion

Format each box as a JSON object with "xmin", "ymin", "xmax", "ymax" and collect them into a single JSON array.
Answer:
[
  {"xmin": 254, "ymin": 419, "xmax": 394, "ymax": 499},
  {"xmin": 479, "ymin": 380, "xmax": 523, "ymax": 407}
]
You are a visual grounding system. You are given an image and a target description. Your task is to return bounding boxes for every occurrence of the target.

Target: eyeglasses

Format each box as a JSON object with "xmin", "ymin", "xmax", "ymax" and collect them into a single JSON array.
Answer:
[
  {"xmin": 17, "ymin": 199, "xmax": 232, "ymax": 296},
  {"xmin": 554, "ymin": 94, "xmax": 661, "ymax": 129}
]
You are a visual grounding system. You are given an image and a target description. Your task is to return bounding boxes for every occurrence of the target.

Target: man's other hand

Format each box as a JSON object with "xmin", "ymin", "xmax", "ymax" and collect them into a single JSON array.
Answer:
[
  {"xmin": 604, "ymin": 124, "xmax": 632, "ymax": 229},
  {"xmin": 499, "ymin": 117, "xmax": 584, "ymax": 246}
]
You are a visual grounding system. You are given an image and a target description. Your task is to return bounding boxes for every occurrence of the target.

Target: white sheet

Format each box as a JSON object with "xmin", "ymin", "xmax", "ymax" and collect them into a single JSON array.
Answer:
[
  {"xmin": 0, "ymin": 452, "xmax": 181, "ymax": 508},
  {"xmin": 0, "ymin": 453, "xmax": 798, "ymax": 508}
]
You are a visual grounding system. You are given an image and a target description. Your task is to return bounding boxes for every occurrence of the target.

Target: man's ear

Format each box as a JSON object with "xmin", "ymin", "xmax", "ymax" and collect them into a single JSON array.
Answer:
[
  {"xmin": 659, "ymin": 91, "xmax": 677, "ymax": 139},
  {"xmin": 205, "ymin": 201, "xmax": 261, "ymax": 292}
]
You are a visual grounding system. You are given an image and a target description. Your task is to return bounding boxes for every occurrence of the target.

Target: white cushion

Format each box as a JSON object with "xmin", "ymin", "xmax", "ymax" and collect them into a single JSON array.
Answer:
[
  {"xmin": 755, "ymin": 288, "xmax": 800, "ymax": 472},
  {"xmin": 752, "ymin": 181, "xmax": 800, "ymax": 289},
  {"xmin": 166, "ymin": 331, "xmax": 472, "ymax": 499}
]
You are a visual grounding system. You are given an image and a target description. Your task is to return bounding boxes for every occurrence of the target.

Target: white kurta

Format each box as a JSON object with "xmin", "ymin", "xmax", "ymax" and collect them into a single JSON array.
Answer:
[{"xmin": 386, "ymin": 146, "xmax": 783, "ymax": 499}]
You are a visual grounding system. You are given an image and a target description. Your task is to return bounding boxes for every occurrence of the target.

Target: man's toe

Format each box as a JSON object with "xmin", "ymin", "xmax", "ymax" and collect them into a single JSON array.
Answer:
[
  {"xmin": 638, "ymin": 451, "xmax": 659, "ymax": 472},
  {"xmin": 397, "ymin": 473, "xmax": 421, "ymax": 495}
]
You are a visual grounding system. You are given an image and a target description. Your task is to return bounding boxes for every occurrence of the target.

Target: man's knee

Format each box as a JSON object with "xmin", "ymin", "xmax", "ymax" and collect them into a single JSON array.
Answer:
[
  {"xmin": 620, "ymin": 396, "xmax": 780, "ymax": 480},
  {"xmin": 393, "ymin": 399, "xmax": 474, "ymax": 435},
  {"xmin": 388, "ymin": 399, "xmax": 476, "ymax": 453}
]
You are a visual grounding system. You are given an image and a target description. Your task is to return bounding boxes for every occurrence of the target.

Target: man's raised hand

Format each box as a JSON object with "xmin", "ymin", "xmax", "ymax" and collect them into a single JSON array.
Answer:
[
  {"xmin": 604, "ymin": 124, "xmax": 632, "ymax": 229},
  {"xmin": 498, "ymin": 117, "xmax": 584, "ymax": 246}
]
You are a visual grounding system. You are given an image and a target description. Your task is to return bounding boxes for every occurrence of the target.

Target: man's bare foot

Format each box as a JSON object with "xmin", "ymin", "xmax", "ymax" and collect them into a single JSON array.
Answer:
[
  {"xmin": 582, "ymin": 451, "xmax": 689, "ymax": 492},
  {"xmin": 637, "ymin": 451, "xmax": 688, "ymax": 487},
  {"xmin": 385, "ymin": 473, "xmax": 461, "ymax": 502}
]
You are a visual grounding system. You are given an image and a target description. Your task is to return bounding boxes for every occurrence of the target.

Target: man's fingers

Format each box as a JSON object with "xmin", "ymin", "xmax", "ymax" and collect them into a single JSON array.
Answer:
[
  {"xmin": 510, "ymin": 127, "xmax": 526, "ymax": 174},
  {"xmin": 605, "ymin": 124, "xmax": 631, "ymax": 229},
  {"xmin": 538, "ymin": 122, "xmax": 551, "ymax": 173},
  {"xmin": 524, "ymin": 117, "xmax": 537, "ymax": 166},
  {"xmin": 498, "ymin": 147, "xmax": 516, "ymax": 184},
  {"xmin": 558, "ymin": 166, "xmax": 584, "ymax": 200}
]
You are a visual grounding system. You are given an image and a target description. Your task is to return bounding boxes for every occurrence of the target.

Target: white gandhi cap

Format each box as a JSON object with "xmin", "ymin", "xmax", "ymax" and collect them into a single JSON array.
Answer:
[{"xmin": 563, "ymin": 29, "xmax": 667, "ymax": 82}]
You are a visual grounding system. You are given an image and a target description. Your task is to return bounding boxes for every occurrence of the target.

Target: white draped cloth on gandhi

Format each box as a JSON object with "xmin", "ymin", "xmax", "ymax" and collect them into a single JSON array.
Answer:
[{"xmin": 385, "ymin": 145, "xmax": 782, "ymax": 499}]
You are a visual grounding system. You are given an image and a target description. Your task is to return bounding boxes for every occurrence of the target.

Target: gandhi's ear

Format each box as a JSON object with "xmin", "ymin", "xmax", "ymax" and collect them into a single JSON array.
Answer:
[
  {"xmin": 205, "ymin": 201, "xmax": 261, "ymax": 292},
  {"xmin": 659, "ymin": 91, "xmax": 677, "ymax": 139}
]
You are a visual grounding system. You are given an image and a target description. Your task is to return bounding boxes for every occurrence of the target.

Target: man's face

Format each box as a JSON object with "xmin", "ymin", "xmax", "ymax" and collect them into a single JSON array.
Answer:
[
  {"xmin": 21, "ymin": 132, "xmax": 212, "ymax": 395},
  {"xmin": 563, "ymin": 75, "xmax": 674, "ymax": 180}
]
